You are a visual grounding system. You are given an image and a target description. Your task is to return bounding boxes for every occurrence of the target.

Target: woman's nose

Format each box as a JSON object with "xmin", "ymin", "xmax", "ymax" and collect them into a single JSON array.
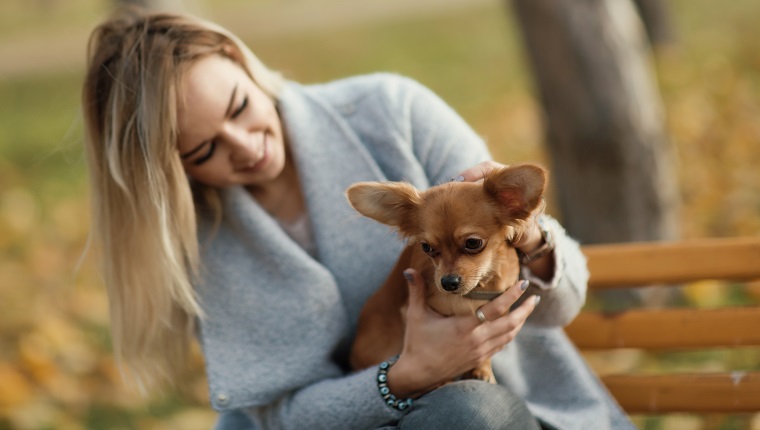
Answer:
[{"xmin": 222, "ymin": 126, "xmax": 257, "ymax": 160}]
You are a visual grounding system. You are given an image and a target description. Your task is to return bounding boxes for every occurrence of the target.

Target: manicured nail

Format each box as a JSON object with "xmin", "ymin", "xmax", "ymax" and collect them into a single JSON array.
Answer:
[
  {"xmin": 403, "ymin": 269, "xmax": 414, "ymax": 282},
  {"xmin": 533, "ymin": 295, "xmax": 541, "ymax": 305},
  {"xmin": 520, "ymin": 280, "xmax": 530, "ymax": 291}
]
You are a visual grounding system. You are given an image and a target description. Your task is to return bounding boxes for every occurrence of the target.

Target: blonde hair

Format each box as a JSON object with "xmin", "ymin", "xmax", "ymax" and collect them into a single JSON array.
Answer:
[{"xmin": 81, "ymin": 6, "xmax": 284, "ymax": 389}]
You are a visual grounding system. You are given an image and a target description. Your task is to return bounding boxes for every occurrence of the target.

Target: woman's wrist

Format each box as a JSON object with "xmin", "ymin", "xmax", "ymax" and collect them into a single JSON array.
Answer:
[
  {"xmin": 516, "ymin": 223, "xmax": 544, "ymax": 254},
  {"xmin": 377, "ymin": 356, "xmax": 416, "ymax": 411},
  {"xmin": 384, "ymin": 354, "xmax": 431, "ymax": 400},
  {"xmin": 517, "ymin": 218, "xmax": 554, "ymax": 261},
  {"xmin": 516, "ymin": 217, "xmax": 556, "ymax": 280},
  {"xmin": 516, "ymin": 221, "xmax": 546, "ymax": 259}
]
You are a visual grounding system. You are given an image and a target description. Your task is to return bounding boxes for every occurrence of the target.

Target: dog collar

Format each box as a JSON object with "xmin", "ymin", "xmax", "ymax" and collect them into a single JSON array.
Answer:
[
  {"xmin": 462, "ymin": 290, "xmax": 504, "ymax": 301},
  {"xmin": 463, "ymin": 272, "xmax": 525, "ymax": 301}
]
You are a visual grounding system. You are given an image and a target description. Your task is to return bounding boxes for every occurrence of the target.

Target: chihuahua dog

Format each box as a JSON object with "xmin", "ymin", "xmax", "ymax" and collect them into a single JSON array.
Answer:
[{"xmin": 346, "ymin": 163, "xmax": 548, "ymax": 383}]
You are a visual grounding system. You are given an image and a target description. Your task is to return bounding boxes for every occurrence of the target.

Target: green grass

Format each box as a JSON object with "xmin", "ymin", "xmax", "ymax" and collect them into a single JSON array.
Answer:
[
  {"xmin": 0, "ymin": 0, "xmax": 108, "ymax": 39},
  {"xmin": 247, "ymin": 3, "xmax": 529, "ymax": 118},
  {"xmin": 0, "ymin": 72, "xmax": 86, "ymax": 190}
]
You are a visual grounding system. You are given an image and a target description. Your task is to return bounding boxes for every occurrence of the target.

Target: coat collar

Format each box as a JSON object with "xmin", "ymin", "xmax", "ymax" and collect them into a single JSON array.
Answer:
[
  {"xmin": 275, "ymin": 82, "xmax": 401, "ymax": 310},
  {"xmin": 207, "ymin": 80, "xmax": 404, "ymax": 313}
]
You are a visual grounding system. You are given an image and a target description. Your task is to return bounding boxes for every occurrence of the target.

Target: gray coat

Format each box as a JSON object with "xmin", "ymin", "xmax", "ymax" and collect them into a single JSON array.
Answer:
[{"xmin": 195, "ymin": 74, "xmax": 632, "ymax": 430}]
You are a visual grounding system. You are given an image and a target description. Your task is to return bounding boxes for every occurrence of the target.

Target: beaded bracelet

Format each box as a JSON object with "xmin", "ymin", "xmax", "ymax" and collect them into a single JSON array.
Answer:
[{"xmin": 377, "ymin": 355, "xmax": 413, "ymax": 412}]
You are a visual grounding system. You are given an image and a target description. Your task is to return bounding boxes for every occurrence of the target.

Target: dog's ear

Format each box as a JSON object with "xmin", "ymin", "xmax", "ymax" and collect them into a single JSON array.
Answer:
[
  {"xmin": 483, "ymin": 163, "xmax": 548, "ymax": 221},
  {"xmin": 346, "ymin": 181, "xmax": 421, "ymax": 233}
]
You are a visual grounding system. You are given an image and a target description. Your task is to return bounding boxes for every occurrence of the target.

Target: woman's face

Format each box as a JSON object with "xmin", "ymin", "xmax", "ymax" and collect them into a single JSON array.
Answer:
[{"xmin": 176, "ymin": 54, "xmax": 286, "ymax": 188}]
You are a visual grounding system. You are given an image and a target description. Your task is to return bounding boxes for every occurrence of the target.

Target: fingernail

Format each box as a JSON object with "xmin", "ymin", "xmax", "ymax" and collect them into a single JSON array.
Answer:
[
  {"xmin": 520, "ymin": 280, "xmax": 530, "ymax": 291},
  {"xmin": 454, "ymin": 175, "xmax": 465, "ymax": 182},
  {"xmin": 403, "ymin": 269, "xmax": 414, "ymax": 283},
  {"xmin": 533, "ymin": 295, "xmax": 541, "ymax": 305}
]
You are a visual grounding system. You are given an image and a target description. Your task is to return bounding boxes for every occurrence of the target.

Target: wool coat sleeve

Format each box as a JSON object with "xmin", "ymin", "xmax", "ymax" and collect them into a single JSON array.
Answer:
[{"xmin": 521, "ymin": 215, "xmax": 590, "ymax": 327}]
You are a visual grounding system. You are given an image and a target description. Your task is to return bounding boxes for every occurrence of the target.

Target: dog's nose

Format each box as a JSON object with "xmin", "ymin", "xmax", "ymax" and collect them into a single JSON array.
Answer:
[{"xmin": 441, "ymin": 275, "xmax": 461, "ymax": 292}]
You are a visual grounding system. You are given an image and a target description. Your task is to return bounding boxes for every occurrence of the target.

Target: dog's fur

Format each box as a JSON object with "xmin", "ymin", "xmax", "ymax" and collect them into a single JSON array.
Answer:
[{"xmin": 346, "ymin": 163, "xmax": 548, "ymax": 383}]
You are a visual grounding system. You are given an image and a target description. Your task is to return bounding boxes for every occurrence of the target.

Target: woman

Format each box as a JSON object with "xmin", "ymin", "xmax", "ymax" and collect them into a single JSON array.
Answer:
[{"xmin": 82, "ymin": 7, "xmax": 632, "ymax": 430}]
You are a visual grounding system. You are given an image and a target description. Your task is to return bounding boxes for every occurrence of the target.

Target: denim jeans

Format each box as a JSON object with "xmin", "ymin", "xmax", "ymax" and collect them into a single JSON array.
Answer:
[{"xmin": 380, "ymin": 380, "xmax": 543, "ymax": 430}]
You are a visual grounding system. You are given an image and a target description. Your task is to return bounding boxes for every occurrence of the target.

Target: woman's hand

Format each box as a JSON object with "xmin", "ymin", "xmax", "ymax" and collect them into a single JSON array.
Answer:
[
  {"xmin": 451, "ymin": 160, "xmax": 505, "ymax": 183},
  {"xmin": 386, "ymin": 269, "xmax": 539, "ymax": 399}
]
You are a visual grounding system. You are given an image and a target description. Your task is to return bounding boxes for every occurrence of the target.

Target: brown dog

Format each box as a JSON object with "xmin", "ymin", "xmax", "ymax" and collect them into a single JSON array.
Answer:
[{"xmin": 346, "ymin": 163, "xmax": 548, "ymax": 383}]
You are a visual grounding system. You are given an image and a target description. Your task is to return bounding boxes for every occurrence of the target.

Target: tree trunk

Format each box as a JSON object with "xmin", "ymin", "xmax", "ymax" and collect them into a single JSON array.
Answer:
[
  {"xmin": 512, "ymin": 0, "xmax": 679, "ymax": 245},
  {"xmin": 632, "ymin": 0, "xmax": 676, "ymax": 48}
]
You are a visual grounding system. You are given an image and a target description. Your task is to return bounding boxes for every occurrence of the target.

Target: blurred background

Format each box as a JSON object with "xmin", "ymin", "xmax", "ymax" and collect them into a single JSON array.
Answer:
[{"xmin": 0, "ymin": 0, "xmax": 758, "ymax": 428}]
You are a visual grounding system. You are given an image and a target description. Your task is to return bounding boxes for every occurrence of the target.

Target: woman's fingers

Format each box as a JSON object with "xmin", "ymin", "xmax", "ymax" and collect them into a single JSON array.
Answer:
[
  {"xmin": 452, "ymin": 160, "xmax": 507, "ymax": 183},
  {"xmin": 474, "ymin": 279, "xmax": 530, "ymax": 323},
  {"xmin": 499, "ymin": 294, "xmax": 540, "ymax": 329},
  {"xmin": 399, "ymin": 267, "xmax": 504, "ymax": 387},
  {"xmin": 481, "ymin": 294, "xmax": 540, "ymax": 347},
  {"xmin": 400, "ymin": 269, "xmax": 540, "ymax": 384},
  {"xmin": 403, "ymin": 268, "xmax": 427, "ymax": 317},
  {"xmin": 472, "ymin": 278, "xmax": 541, "ymax": 353}
]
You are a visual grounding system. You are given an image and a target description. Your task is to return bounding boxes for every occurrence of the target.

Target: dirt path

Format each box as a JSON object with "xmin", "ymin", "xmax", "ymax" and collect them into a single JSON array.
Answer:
[{"xmin": 0, "ymin": 0, "xmax": 495, "ymax": 79}]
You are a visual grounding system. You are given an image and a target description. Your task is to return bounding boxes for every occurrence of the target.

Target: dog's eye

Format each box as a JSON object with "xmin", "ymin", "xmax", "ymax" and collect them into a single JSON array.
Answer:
[
  {"xmin": 464, "ymin": 238, "xmax": 484, "ymax": 253},
  {"xmin": 420, "ymin": 242, "xmax": 434, "ymax": 254}
]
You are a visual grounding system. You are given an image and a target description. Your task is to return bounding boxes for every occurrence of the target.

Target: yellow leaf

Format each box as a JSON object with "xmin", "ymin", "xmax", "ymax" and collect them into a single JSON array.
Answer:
[
  {"xmin": 683, "ymin": 280, "xmax": 728, "ymax": 308},
  {"xmin": 0, "ymin": 188, "xmax": 40, "ymax": 235},
  {"xmin": 19, "ymin": 332, "xmax": 58, "ymax": 384},
  {"xmin": 0, "ymin": 362, "xmax": 33, "ymax": 410}
]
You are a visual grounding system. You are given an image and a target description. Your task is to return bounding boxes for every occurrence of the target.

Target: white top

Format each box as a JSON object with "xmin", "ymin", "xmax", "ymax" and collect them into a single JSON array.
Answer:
[{"xmin": 277, "ymin": 213, "xmax": 317, "ymax": 257}]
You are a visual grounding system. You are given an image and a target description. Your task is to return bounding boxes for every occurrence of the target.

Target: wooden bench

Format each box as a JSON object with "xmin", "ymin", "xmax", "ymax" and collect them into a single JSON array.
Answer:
[{"xmin": 566, "ymin": 237, "xmax": 760, "ymax": 414}]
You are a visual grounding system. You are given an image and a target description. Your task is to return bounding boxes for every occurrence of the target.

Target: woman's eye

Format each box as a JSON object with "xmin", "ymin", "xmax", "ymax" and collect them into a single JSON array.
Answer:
[
  {"xmin": 420, "ymin": 243, "xmax": 434, "ymax": 254},
  {"xmin": 193, "ymin": 141, "xmax": 217, "ymax": 165},
  {"xmin": 464, "ymin": 238, "xmax": 484, "ymax": 252},
  {"xmin": 231, "ymin": 96, "xmax": 248, "ymax": 119}
]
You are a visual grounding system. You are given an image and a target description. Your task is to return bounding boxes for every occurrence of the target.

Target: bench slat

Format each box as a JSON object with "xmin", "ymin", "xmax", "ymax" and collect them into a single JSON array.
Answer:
[
  {"xmin": 566, "ymin": 306, "xmax": 760, "ymax": 349},
  {"xmin": 583, "ymin": 237, "xmax": 760, "ymax": 289},
  {"xmin": 603, "ymin": 372, "xmax": 760, "ymax": 413},
  {"xmin": 572, "ymin": 237, "xmax": 760, "ymax": 415}
]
